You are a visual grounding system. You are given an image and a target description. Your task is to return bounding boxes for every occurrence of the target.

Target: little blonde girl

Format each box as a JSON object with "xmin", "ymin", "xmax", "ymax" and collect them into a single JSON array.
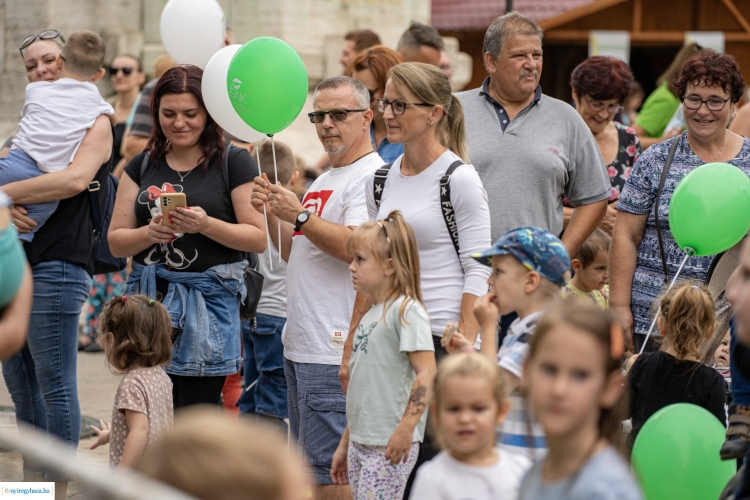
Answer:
[
  {"xmin": 627, "ymin": 282, "xmax": 727, "ymax": 448},
  {"xmin": 562, "ymin": 228, "xmax": 610, "ymax": 309},
  {"xmin": 90, "ymin": 294, "xmax": 174, "ymax": 469},
  {"xmin": 330, "ymin": 211, "xmax": 436, "ymax": 499},
  {"xmin": 410, "ymin": 352, "xmax": 531, "ymax": 499},
  {"xmin": 520, "ymin": 301, "xmax": 643, "ymax": 500}
]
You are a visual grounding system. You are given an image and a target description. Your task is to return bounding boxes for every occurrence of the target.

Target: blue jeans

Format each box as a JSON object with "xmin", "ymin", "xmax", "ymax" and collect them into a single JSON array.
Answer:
[
  {"xmin": 0, "ymin": 149, "xmax": 58, "ymax": 242},
  {"xmin": 732, "ymin": 319, "xmax": 750, "ymax": 406},
  {"xmin": 1, "ymin": 260, "xmax": 91, "ymax": 482},
  {"xmin": 238, "ymin": 314, "xmax": 288, "ymax": 425}
]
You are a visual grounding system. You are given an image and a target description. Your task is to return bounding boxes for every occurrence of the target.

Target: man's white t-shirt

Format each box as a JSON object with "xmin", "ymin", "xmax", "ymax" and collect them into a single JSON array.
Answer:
[
  {"xmin": 410, "ymin": 448, "xmax": 532, "ymax": 500},
  {"xmin": 365, "ymin": 150, "xmax": 491, "ymax": 337},
  {"xmin": 13, "ymin": 78, "xmax": 114, "ymax": 172},
  {"xmin": 282, "ymin": 152, "xmax": 383, "ymax": 365}
]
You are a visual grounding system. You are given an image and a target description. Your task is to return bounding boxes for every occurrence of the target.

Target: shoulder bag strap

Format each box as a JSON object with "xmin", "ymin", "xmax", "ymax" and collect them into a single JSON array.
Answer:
[
  {"xmin": 440, "ymin": 160, "xmax": 465, "ymax": 257},
  {"xmin": 373, "ymin": 163, "xmax": 393, "ymax": 209},
  {"xmin": 88, "ymin": 178, "xmax": 103, "ymax": 235},
  {"xmin": 139, "ymin": 151, "xmax": 150, "ymax": 179},
  {"xmin": 222, "ymin": 144, "xmax": 234, "ymax": 196},
  {"xmin": 655, "ymin": 138, "xmax": 681, "ymax": 283}
]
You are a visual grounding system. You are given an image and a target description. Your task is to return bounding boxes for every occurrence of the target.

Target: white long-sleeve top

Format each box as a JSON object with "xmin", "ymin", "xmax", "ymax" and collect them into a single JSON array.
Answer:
[{"xmin": 365, "ymin": 150, "xmax": 492, "ymax": 337}]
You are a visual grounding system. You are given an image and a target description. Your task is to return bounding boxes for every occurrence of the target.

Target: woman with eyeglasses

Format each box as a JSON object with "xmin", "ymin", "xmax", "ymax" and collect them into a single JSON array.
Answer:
[
  {"xmin": 109, "ymin": 54, "xmax": 145, "ymax": 175},
  {"xmin": 610, "ymin": 50, "xmax": 750, "ymax": 355},
  {"xmin": 349, "ymin": 62, "xmax": 491, "ymax": 497},
  {"xmin": 564, "ymin": 56, "xmax": 641, "ymax": 234},
  {"xmin": 2, "ymin": 29, "xmax": 114, "ymax": 498}
]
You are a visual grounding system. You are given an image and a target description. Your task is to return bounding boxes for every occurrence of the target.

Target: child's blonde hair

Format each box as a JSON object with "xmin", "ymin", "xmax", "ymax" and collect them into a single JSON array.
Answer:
[
  {"xmin": 657, "ymin": 281, "xmax": 716, "ymax": 360},
  {"xmin": 431, "ymin": 353, "xmax": 508, "ymax": 450},
  {"xmin": 137, "ymin": 407, "xmax": 303, "ymax": 500},
  {"xmin": 98, "ymin": 295, "xmax": 172, "ymax": 371},
  {"xmin": 347, "ymin": 210, "xmax": 422, "ymax": 325},
  {"xmin": 572, "ymin": 228, "xmax": 611, "ymax": 268},
  {"xmin": 530, "ymin": 301, "xmax": 627, "ymax": 451}
]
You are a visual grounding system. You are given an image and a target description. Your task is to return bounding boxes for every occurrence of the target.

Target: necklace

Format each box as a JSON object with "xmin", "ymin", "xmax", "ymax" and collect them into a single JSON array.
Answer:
[
  {"xmin": 688, "ymin": 132, "xmax": 727, "ymax": 162},
  {"xmin": 173, "ymin": 166, "xmax": 197, "ymax": 182}
]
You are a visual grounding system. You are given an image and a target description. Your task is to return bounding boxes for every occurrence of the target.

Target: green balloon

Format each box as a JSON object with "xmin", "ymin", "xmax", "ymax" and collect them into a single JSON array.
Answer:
[
  {"xmin": 632, "ymin": 403, "xmax": 734, "ymax": 500},
  {"xmin": 668, "ymin": 162, "xmax": 750, "ymax": 256},
  {"xmin": 227, "ymin": 37, "xmax": 308, "ymax": 135}
]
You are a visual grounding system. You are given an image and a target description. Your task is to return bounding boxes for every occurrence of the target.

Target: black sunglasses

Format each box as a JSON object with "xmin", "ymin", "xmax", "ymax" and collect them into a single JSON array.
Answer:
[
  {"xmin": 19, "ymin": 30, "xmax": 65, "ymax": 58},
  {"xmin": 109, "ymin": 67, "xmax": 134, "ymax": 76},
  {"xmin": 308, "ymin": 109, "xmax": 367, "ymax": 124}
]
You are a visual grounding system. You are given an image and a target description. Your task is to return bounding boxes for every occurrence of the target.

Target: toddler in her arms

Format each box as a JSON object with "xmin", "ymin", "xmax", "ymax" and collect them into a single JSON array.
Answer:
[
  {"xmin": 330, "ymin": 211, "xmax": 436, "ymax": 499},
  {"xmin": 89, "ymin": 295, "xmax": 174, "ymax": 469},
  {"xmin": 626, "ymin": 281, "xmax": 726, "ymax": 449},
  {"xmin": 409, "ymin": 353, "xmax": 531, "ymax": 499},
  {"xmin": 0, "ymin": 30, "xmax": 113, "ymax": 242},
  {"xmin": 562, "ymin": 228, "xmax": 610, "ymax": 308}
]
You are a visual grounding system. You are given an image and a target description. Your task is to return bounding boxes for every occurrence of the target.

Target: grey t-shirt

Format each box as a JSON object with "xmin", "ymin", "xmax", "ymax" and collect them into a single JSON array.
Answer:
[
  {"xmin": 257, "ymin": 242, "xmax": 287, "ymax": 318},
  {"xmin": 347, "ymin": 295, "xmax": 434, "ymax": 446},
  {"xmin": 456, "ymin": 87, "xmax": 610, "ymax": 242},
  {"xmin": 519, "ymin": 446, "xmax": 644, "ymax": 500}
]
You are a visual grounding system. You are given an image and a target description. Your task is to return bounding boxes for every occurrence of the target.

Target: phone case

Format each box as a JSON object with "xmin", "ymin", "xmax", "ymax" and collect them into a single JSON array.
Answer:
[{"xmin": 160, "ymin": 193, "xmax": 187, "ymax": 229}]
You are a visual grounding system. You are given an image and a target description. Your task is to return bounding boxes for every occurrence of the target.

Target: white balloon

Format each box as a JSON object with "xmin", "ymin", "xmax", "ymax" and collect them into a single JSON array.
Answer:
[
  {"xmin": 202, "ymin": 45, "xmax": 267, "ymax": 143},
  {"xmin": 160, "ymin": 0, "xmax": 225, "ymax": 70}
]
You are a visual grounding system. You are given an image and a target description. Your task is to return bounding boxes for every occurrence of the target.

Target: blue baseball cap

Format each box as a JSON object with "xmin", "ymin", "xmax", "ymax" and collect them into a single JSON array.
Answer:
[{"xmin": 472, "ymin": 226, "xmax": 571, "ymax": 287}]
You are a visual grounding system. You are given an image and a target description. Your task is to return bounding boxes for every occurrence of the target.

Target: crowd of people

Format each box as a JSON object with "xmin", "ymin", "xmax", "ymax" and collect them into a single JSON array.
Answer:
[{"xmin": 2, "ymin": 9, "xmax": 750, "ymax": 500}]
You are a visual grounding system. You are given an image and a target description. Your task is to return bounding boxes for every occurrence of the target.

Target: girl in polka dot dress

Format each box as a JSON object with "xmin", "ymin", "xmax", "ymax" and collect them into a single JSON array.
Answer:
[{"xmin": 89, "ymin": 294, "xmax": 174, "ymax": 469}]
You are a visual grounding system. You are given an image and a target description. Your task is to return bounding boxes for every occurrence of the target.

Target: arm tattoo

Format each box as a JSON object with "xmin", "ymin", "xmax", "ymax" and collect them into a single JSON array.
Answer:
[{"xmin": 405, "ymin": 384, "xmax": 428, "ymax": 417}]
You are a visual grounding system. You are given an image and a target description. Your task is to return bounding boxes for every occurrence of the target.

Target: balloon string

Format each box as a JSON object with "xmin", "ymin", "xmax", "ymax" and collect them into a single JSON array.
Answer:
[
  {"xmin": 638, "ymin": 253, "xmax": 690, "ymax": 354},
  {"xmin": 271, "ymin": 135, "xmax": 281, "ymax": 264},
  {"xmin": 256, "ymin": 143, "xmax": 273, "ymax": 272}
]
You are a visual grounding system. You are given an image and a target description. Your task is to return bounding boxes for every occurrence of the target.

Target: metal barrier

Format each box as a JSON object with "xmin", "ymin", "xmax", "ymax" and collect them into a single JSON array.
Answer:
[{"xmin": 0, "ymin": 422, "xmax": 197, "ymax": 500}]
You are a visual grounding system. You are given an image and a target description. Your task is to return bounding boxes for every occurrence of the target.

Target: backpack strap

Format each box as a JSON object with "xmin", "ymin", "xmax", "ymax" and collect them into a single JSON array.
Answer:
[
  {"xmin": 440, "ymin": 160, "xmax": 464, "ymax": 257},
  {"xmin": 373, "ymin": 163, "xmax": 393, "ymax": 208},
  {"xmin": 222, "ymin": 144, "xmax": 234, "ymax": 196},
  {"xmin": 139, "ymin": 151, "xmax": 150, "ymax": 179},
  {"xmin": 655, "ymin": 138, "xmax": 681, "ymax": 283}
]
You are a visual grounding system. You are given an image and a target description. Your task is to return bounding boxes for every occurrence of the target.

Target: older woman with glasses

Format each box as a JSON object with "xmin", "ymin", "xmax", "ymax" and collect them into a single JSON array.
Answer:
[
  {"xmin": 1, "ymin": 29, "xmax": 113, "ymax": 498},
  {"xmin": 610, "ymin": 49, "xmax": 750, "ymax": 354},
  {"xmin": 564, "ymin": 56, "xmax": 641, "ymax": 234}
]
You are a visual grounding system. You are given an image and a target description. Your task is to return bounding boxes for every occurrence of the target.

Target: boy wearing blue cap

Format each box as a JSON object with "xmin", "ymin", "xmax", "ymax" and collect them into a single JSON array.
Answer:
[{"xmin": 453, "ymin": 226, "xmax": 571, "ymax": 460}]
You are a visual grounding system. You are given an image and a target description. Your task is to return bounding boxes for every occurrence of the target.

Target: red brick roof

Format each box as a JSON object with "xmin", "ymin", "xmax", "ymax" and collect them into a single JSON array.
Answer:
[{"xmin": 432, "ymin": 0, "xmax": 597, "ymax": 31}]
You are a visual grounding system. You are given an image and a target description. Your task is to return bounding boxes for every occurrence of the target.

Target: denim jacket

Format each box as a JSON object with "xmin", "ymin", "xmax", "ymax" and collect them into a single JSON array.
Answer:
[{"xmin": 127, "ymin": 261, "xmax": 247, "ymax": 376}]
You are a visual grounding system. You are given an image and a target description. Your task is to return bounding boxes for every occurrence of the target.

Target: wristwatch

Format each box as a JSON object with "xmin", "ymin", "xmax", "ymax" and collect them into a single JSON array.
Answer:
[{"xmin": 294, "ymin": 210, "xmax": 312, "ymax": 232}]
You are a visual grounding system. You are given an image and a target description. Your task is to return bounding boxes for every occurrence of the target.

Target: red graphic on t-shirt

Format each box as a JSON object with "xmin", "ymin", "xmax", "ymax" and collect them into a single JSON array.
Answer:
[{"xmin": 294, "ymin": 189, "xmax": 333, "ymax": 236}]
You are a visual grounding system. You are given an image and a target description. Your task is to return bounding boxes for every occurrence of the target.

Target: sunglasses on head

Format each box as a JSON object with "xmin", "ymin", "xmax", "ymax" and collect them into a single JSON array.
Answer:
[
  {"xmin": 308, "ymin": 109, "xmax": 367, "ymax": 124},
  {"xmin": 109, "ymin": 66, "xmax": 134, "ymax": 76},
  {"xmin": 19, "ymin": 30, "xmax": 65, "ymax": 58}
]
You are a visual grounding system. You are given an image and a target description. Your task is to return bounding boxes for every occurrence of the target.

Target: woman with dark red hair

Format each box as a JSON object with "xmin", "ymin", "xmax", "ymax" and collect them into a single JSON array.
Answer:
[
  {"xmin": 610, "ymin": 50, "xmax": 750, "ymax": 355},
  {"xmin": 565, "ymin": 56, "xmax": 641, "ymax": 234},
  {"xmin": 109, "ymin": 65, "xmax": 267, "ymax": 409}
]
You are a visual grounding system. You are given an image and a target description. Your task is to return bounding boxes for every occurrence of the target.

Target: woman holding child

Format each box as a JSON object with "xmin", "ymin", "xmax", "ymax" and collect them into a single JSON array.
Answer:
[
  {"xmin": 2, "ymin": 30, "xmax": 113, "ymax": 497},
  {"xmin": 109, "ymin": 65, "xmax": 267, "ymax": 409},
  {"xmin": 610, "ymin": 49, "xmax": 750, "ymax": 353}
]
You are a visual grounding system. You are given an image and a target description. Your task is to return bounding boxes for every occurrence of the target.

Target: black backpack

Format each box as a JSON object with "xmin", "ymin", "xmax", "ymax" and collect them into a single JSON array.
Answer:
[
  {"xmin": 88, "ymin": 172, "xmax": 127, "ymax": 275},
  {"xmin": 373, "ymin": 160, "xmax": 464, "ymax": 256}
]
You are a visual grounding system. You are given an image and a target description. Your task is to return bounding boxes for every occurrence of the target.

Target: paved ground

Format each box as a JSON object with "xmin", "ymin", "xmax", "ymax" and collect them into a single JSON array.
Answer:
[{"xmin": 0, "ymin": 351, "xmax": 123, "ymax": 497}]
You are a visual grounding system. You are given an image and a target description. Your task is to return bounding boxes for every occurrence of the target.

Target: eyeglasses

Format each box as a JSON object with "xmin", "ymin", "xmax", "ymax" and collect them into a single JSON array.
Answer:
[
  {"xmin": 109, "ymin": 66, "xmax": 134, "ymax": 76},
  {"xmin": 377, "ymin": 98, "xmax": 434, "ymax": 115},
  {"xmin": 583, "ymin": 95, "xmax": 622, "ymax": 114},
  {"xmin": 681, "ymin": 95, "xmax": 731, "ymax": 111},
  {"xmin": 19, "ymin": 30, "xmax": 65, "ymax": 58},
  {"xmin": 308, "ymin": 109, "xmax": 367, "ymax": 123}
]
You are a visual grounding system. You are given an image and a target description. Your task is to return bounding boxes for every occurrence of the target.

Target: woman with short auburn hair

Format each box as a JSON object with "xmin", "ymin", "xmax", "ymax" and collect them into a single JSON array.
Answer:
[
  {"xmin": 611, "ymin": 50, "xmax": 750, "ymax": 354},
  {"xmin": 566, "ymin": 56, "xmax": 641, "ymax": 234}
]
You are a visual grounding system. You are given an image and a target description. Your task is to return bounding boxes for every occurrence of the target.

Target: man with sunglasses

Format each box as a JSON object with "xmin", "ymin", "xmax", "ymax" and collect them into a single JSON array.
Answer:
[{"xmin": 251, "ymin": 76, "xmax": 381, "ymax": 500}]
